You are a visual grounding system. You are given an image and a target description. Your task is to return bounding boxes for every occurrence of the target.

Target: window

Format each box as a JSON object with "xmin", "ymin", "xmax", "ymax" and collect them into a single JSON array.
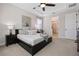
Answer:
[{"xmin": 35, "ymin": 18, "xmax": 43, "ymax": 30}]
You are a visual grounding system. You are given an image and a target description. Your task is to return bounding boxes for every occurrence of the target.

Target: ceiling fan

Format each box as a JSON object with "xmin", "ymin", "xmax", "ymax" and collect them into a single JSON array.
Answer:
[{"xmin": 33, "ymin": 3, "xmax": 56, "ymax": 11}]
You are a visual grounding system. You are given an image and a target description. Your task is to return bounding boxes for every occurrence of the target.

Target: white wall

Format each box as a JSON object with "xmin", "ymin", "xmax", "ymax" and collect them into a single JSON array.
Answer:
[
  {"xmin": 43, "ymin": 16, "xmax": 52, "ymax": 37},
  {"xmin": 0, "ymin": 4, "xmax": 37, "ymax": 29},
  {"xmin": 57, "ymin": 12, "xmax": 77, "ymax": 40},
  {"xmin": 0, "ymin": 23, "xmax": 8, "ymax": 46},
  {"xmin": 58, "ymin": 15, "xmax": 65, "ymax": 38},
  {"xmin": 0, "ymin": 4, "xmax": 37, "ymax": 45},
  {"xmin": 77, "ymin": 11, "xmax": 79, "ymax": 30},
  {"xmin": 65, "ymin": 12, "xmax": 76, "ymax": 40}
]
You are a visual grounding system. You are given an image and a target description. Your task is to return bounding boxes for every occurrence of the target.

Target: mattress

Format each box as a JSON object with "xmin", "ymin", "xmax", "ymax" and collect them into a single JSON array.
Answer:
[{"xmin": 17, "ymin": 34, "xmax": 44, "ymax": 46}]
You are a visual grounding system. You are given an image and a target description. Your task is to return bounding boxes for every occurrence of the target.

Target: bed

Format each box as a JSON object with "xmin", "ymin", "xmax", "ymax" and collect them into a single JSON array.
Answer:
[
  {"xmin": 16, "ymin": 29, "xmax": 52, "ymax": 56},
  {"xmin": 17, "ymin": 34, "xmax": 44, "ymax": 46}
]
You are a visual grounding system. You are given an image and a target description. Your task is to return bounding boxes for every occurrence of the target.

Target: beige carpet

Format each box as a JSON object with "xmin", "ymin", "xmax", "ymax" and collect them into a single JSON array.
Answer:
[{"xmin": 0, "ymin": 39, "xmax": 78, "ymax": 56}]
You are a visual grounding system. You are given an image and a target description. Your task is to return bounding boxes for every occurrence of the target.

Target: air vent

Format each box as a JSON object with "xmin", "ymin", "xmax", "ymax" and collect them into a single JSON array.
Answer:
[{"xmin": 69, "ymin": 3, "xmax": 77, "ymax": 8}]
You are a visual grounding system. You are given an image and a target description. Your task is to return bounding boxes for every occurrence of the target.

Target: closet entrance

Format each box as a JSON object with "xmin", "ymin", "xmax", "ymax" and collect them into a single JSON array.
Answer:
[{"xmin": 51, "ymin": 17, "xmax": 59, "ymax": 39}]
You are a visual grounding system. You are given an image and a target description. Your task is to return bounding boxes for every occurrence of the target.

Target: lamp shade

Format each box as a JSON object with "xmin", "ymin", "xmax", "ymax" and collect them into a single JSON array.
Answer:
[{"xmin": 8, "ymin": 25, "xmax": 14, "ymax": 29}]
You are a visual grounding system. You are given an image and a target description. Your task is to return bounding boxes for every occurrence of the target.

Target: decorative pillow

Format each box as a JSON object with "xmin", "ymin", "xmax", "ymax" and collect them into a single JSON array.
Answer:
[
  {"xmin": 32, "ymin": 30, "xmax": 37, "ymax": 34},
  {"xmin": 19, "ymin": 30, "xmax": 28, "ymax": 35}
]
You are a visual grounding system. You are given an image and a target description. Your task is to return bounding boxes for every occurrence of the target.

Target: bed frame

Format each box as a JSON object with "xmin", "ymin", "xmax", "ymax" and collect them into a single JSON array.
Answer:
[{"xmin": 15, "ymin": 29, "xmax": 52, "ymax": 56}]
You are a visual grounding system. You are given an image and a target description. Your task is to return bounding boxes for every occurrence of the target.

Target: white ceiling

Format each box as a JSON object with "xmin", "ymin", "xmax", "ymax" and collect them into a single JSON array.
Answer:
[{"xmin": 11, "ymin": 3, "xmax": 79, "ymax": 17}]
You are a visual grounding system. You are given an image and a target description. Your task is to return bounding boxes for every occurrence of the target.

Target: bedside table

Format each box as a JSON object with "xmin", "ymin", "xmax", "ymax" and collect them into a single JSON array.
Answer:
[{"xmin": 6, "ymin": 35, "xmax": 17, "ymax": 46}]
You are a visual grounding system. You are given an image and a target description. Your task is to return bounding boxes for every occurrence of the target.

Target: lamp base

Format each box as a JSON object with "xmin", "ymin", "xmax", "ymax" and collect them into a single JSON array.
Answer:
[{"xmin": 9, "ymin": 29, "xmax": 12, "ymax": 36}]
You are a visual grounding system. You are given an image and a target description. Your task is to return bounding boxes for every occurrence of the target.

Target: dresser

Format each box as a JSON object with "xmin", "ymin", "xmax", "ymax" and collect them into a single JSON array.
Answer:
[{"xmin": 77, "ymin": 31, "xmax": 79, "ymax": 52}]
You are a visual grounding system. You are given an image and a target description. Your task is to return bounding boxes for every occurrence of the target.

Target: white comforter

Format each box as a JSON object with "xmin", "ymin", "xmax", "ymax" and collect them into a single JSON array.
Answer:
[{"xmin": 17, "ymin": 34, "xmax": 44, "ymax": 46}]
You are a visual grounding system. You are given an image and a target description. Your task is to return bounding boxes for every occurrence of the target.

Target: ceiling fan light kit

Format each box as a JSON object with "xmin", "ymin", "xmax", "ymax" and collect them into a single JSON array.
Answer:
[
  {"xmin": 40, "ymin": 4, "xmax": 46, "ymax": 7},
  {"xmin": 33, "ymin": 3, "xmax": 56, "ymax": 11}
]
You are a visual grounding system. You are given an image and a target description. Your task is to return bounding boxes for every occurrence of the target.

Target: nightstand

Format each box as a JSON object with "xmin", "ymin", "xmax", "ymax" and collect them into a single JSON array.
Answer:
[
  {"xmin": 6, "ymin": 35, "xmax": 17, "ymax": 46},
  {"xmin": 47, "ymin": 37, "xmax": 52, "ymax": 43}
]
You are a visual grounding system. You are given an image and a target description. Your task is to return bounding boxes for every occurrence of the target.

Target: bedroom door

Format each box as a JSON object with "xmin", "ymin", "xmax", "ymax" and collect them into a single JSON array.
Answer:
[{"xmin": 65, "ymin": 12, "xmax": 77, "ymax": 40}]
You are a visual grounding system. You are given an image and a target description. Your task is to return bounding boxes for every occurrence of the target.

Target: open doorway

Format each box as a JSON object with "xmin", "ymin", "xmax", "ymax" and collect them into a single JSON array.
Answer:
[{"xmin": 51, "ymin": 17, "xmax": 59, "ymax": 39}]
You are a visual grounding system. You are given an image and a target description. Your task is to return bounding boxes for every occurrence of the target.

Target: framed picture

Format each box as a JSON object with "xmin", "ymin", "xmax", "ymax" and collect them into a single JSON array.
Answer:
[{"xmin": 22, "ymin": 15, "xmax": 31, "ymax": 27}]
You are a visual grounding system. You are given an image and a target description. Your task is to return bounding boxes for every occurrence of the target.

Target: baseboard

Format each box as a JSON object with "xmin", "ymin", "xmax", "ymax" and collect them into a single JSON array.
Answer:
[
  {"xmin": 0, "ymin": 42, "xmax": 5, "ymax": 46},
  {"xmin": 58, "ymin": 37, "xmax": 76, "ymax": 41}
]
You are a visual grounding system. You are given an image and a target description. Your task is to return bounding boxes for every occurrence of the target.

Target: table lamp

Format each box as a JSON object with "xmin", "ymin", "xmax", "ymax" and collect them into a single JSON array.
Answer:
[{"xmin": 8, "ymin": 25, "xmax": 14, "ymax": 35}]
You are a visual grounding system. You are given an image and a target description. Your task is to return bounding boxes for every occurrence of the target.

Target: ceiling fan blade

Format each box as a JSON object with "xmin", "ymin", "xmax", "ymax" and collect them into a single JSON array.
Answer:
[
  {"xmin": 46, "ymin": 4, "xmax": 55, "ymax": 6},
  {"xmin": 42, "ymin": 7, "xmax": 45, "ymax": 11}
]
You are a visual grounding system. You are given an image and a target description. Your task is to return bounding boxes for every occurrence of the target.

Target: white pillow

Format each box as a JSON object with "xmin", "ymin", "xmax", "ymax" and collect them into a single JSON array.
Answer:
[
  {"xmin": 28, "ymin": 30, "xmax": 37, "ymax": 35},
  {"xmin": 19, "ymin": 30, "xmax": 24, "ymax": 34},
  {"xmin": 19, "ymin": 29, "xmax": 37, "ymax": 35},
  {"xmin": 31, "ymin": 30, "xmax": 37, "ymax": 34},
  {"xmin": 23, "ymin": 27, "xmax": 30, "ymax": 30},
  {"xmin": 19, "ymin": 30, "xmax": 28, "ymax": 35}
]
